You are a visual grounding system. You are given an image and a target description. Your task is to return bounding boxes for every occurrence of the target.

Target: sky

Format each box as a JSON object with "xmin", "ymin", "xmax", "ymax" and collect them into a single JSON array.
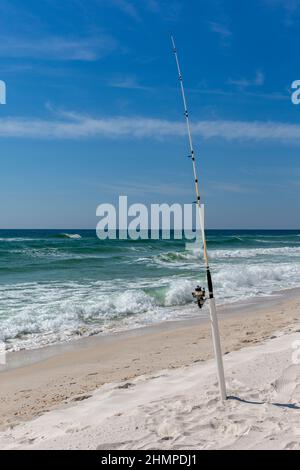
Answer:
[{"xmin": 0, "ymin": 0, "xmax": 300, "ymax": 229}]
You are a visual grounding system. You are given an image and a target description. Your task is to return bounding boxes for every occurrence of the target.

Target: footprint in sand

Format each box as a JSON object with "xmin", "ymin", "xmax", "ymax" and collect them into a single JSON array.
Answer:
[
  {"xmin": 285, "ymin": 441, "xmax": 300, "ymax": 450},
  {"xmin": 117, "ymin": 382, "xmax": 135, "ymax": 390},
  {"xmin": 97, "ymin": 441, "xmax": 132, "ymax": 450},
  {"xmin": 71, "ymin": 394, "xmax": 92, "ymax": 402},
  {"xmin": 273, "ymin": 365, "xmax": 300, "ymax": 404}
]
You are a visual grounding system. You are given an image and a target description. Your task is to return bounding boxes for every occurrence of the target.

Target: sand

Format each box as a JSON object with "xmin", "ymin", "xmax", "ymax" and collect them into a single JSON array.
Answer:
[{"xmin": 1, "ymin": 289, "xmax": 300, "ymax": 449}]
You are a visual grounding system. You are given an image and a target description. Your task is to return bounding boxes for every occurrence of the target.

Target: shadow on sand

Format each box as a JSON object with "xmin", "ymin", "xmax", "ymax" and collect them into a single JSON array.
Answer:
[{"xmin": 227, "ymin": 395, "xmax": 300, "ymax": 410}]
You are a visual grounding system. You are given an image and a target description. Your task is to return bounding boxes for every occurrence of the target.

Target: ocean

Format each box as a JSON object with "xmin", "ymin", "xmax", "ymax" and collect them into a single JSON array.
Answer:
[{"xmin": 1, "ymin": 229, "xmax": 300, "ymax": 351}]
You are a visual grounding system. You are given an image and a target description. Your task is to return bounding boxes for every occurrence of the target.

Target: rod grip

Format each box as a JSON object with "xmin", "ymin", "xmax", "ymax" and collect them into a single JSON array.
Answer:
[{"xmin": 206, "ymin": 267, "xmax": 214, "ymax": 299}]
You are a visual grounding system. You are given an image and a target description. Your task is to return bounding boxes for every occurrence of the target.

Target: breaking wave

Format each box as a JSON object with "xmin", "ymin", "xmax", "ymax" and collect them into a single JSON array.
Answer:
[
  {"xmin": 1, "ymin": 229, "xmax": 300, "ymax": 351},
  {"xmin": 60, "ymin": 233, "xmax": 82, "ymax": 239},
  {"xmin": 0, "ymin": 279, "xmax": 198, "ymax": 350},
  {"xmin": 151, "ymin": 245, "xmax": 300, "ymax": 266}
]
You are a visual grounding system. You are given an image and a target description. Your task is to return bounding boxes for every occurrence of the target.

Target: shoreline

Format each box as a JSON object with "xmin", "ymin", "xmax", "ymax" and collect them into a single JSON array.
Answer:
[
  {"xmin": 3, "ymin": 286, "xmax": 300, "ymax": 372},
  {"xmin": 1, "ymin": 287, "xmax": 300, "ymax": 430}
]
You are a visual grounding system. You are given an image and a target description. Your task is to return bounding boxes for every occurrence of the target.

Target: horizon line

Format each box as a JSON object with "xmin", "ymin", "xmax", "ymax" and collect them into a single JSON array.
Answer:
[{"xmin": 0, "ymin": 228, "xmax": 300, "ymax": 231}]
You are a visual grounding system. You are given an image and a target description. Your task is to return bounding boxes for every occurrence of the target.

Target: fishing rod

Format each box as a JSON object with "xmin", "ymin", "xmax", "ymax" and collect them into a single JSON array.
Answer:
[{"xmin": 171, "ymin": 36, "xmax": 227, "ymax": 401}]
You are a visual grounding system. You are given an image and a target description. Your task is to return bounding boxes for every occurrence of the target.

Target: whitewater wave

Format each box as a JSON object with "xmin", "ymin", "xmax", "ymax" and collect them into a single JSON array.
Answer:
[
  {"xmin": 214, "ymin": 263, "xmax": 300, "ymax": 301},
  {"xmin": 0, "ymin": 279, "xmax": 199, "ymax": 350},
  {"xmin": 149, "ymin": 245, "xmax": 300, "ymax": 268},
  {"xmin": 6, "ymin": 244, "xmax": 300, "ymax": 267},
  {"xmin": 0, "ymin": 238, "xmax": 38, "ymax": 242},
  {"xmin": 2, "ymin": 255, "xmax": 300, "ymax": 351},
  {"xmin": 0, "ymin": 233, "xmax": 82, "ymax": 242},
  {"xmin": 8, "ymin": 247, "xmax": 109, "ymax": 262},
  {"xmin": 164, "ymin": 279, "xmax": 196, "ymax": 306},
  {"xmin": 60, "ymin": 233, "xmax": 82, "ymax": 239},
  {"xmin": 149, "ymin": 250, "xmax": 200, "ymax": 269},
  {"xmin": 210, "ymin": 246, "xmax": 300, "ymax": 260}
]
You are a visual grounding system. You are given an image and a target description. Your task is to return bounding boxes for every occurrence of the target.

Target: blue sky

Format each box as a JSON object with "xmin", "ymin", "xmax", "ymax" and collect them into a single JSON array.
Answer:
[{"xmin": 0, "ymin": 0, "xmax": 300, "ymax": 229}]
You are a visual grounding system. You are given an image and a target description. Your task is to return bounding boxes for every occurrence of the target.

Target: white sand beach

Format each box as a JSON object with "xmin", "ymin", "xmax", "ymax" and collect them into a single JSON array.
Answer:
[
  {"xmin": 1, "ymin": 289, "xmax": 300, "ymax": 450},
  {"xmin": 1, "ymin": 327, "xmax": 300, "ymax": 450}
]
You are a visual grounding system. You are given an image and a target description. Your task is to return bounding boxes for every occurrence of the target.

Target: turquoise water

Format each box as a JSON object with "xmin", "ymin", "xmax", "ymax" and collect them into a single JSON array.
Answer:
[{"xmin": 1, "ymin": 229, "xmax": 300, "ymax": 350}]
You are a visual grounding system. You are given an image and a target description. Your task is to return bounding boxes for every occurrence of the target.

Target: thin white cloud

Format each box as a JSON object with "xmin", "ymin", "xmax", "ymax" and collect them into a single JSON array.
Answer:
[
  {"xmin": 1, "ymin": 111, "xmax": 300, "ymax": 144},
  {"xmin": 228, "ymin": 71, "xmax": 265, "ymax": 89},
  {"xmin": 100, "ymin": 181, "xmax": 192, "ymax": 196},
  {"xmin": 163, "ymin": 1, "xmax": 182, "ymax": 22},
  {"xmin": 209, "ymin": 181, "xmax": 258, "ymax": 194},
  {"xmin": 108, "ymin": 0, "xmax": 141, "ymax": 21},
  {"xmin": 263, "ymin": 0, "xmax": 300, "ymax": 12},
  {"xmin": 209, "ymin": 21, "xmax": 232, "ymax": 39},
  {"xmin": 263, "ymin": 0, "xmax": 300, "ymax": 25},
  {"xmin": 108, "ymin": 75, "xmax": 152, "ymax": 91},
  {"xmin": 193, "ymin": 87, "xmax": 286, "ymax": 101},
  {"xmin": 0, "ymin": 35, "xmax": 118, "ymax": 61},
  {"xmin": 255, "ymin": 71, "xmax": 265, "ymax": 86},
  {"xmin": 145, "ymin": 0, "xmax": 160, "ymax": 13}
]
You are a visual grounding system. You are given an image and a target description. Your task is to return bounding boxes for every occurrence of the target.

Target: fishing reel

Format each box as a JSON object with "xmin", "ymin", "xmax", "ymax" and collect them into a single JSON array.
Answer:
[{"xmin": 192, "ymin": 286, "xmax": 206, "ymax": 309}]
